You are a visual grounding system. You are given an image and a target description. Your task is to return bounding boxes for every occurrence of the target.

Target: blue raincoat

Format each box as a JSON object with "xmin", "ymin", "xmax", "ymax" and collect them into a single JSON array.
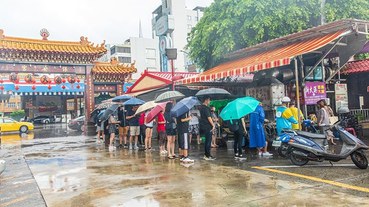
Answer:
[
  {"xmin": 276, "ymin": 106, "xmax": 298, "ymax": 135},
  {"xmin": 249, "ymin": 105, "xmax": 266, "ymax": 148}
]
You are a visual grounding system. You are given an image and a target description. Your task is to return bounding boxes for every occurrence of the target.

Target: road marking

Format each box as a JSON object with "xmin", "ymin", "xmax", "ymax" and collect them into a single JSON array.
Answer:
[
  {"xmin": 252, "ymin": 166, "xmax": 369, "ymax": 193},
  {"xmin": 260, "ymin": 164, "xmax": 356, "ymax": 168}
]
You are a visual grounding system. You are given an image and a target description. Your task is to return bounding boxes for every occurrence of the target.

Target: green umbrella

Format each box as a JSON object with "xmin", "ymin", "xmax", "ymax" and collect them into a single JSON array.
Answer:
[
  {"xmin": 219, "ymin": 97, "xmax": 259, "ymax": 121},
  {"xmin": 210, "ymin": 99, "xmax": 232, "ymax": 111}
]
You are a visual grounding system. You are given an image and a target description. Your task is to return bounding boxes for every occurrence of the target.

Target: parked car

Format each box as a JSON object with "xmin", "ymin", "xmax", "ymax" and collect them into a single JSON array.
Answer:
[
  {"xmin": 29, "ymin": 116, "xmax": 55, "ymax": 124},
  {"xmin": 0, "ymin": 117, "xmax": 34, "ymax": 133},
  {"xmin": 68, "ymin": 116, "xmax": 85, "ymax": 131}
]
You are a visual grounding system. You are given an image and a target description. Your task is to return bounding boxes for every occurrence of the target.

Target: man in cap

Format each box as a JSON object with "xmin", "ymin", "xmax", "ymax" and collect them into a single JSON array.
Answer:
[{"xmin": 276, "ymin": 97, "xmax": 298, "ymax": 135}]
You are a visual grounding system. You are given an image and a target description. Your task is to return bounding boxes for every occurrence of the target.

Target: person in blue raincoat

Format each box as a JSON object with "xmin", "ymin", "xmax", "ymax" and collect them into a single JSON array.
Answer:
[
  {"xmin": 249, "ymin": 102, "xmax": 272, "ymax": 156},
  {"xmin": 276, "ymin": 97, "xmax": 298, "ymax": 135}
]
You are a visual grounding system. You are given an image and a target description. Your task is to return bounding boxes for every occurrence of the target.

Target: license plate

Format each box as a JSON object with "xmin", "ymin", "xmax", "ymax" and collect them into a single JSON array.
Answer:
[{"xmin": 272, "ymin": 140, "xmax": 282, "ymax": 147}]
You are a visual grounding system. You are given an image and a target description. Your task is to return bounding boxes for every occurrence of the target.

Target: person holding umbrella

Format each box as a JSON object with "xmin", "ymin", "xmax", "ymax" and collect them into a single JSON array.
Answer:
[
  {"xmin": 108, "ymin": 113, "xmax": 120, "ymax": 152},
  {"xmin": 171, "ymin": 97, "xmax": 199, "ymax": 163},
  {"xmin": 199, "ymin": 96, "xmax": 216, "ymax": 160},
  {"xmin": 164, "ymin": 102, "xmax": 177, "ymax": 159},
  {"xmin": 126, "ymin": 105, "xmax": 140, "ymax": 150}
]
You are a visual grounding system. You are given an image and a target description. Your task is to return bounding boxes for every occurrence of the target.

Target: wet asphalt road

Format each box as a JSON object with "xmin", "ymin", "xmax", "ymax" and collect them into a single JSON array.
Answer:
[{"xmin": 1, "ymin": 124, "xmax": 369, "ymax": 206}]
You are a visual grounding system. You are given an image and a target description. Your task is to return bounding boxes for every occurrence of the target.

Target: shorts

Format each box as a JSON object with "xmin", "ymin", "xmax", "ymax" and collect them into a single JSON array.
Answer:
[
  {"xmin": 166, "ymin": 128, "xmax": 176, "ymax": 136},
  {"xmin": 119, "ymin": 126, "xmax": 128, "ymax": 135},
  {"xmin": 189, "ymin": 124, "xmax": 199, "ymax": 135},
  {"xmin": 109, "ymin": 124, "xmax": 117, "ymax": 134},
  {"xmin": 178, "ymin": 133, "xmax": 189, "ymax": 150},
  {"xmin": 158, "ymin": 131, "xmax": 167, "ymax": 146},
  {"xmin": 96, "ymin": 125, "xmax": 101, "ymax": 132},
  {"xmin": 129, "ymin": 126, "xmax": 140, "ymax": 136}
]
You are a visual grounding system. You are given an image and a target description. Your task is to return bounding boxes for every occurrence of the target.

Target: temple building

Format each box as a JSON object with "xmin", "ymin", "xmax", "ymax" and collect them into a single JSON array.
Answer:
[{"xmin": 0, "ymin": 29, "xmax": 136, "ymax": 121}]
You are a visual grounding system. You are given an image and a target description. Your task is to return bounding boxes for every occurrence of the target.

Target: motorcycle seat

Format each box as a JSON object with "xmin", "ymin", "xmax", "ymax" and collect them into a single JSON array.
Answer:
[{"xmin": 296, "ymin": 131, "xmax": 326, "ymax": 139}]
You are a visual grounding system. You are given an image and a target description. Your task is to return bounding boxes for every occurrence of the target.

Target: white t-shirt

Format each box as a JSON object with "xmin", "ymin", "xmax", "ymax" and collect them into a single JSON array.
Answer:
[{"xmin": 189, "ymin": 109, "xmax": 200, "ymax": 125}]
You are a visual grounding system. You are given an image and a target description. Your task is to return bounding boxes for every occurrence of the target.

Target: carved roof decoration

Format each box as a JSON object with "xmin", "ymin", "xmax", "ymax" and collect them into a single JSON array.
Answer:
[
  {"xmin": 0, "ymin": 29, "xmax": 107, "ymax": 64},
  {"xmin": 92, "ymin": 57, "xmax": 137, "ymax": 83}
]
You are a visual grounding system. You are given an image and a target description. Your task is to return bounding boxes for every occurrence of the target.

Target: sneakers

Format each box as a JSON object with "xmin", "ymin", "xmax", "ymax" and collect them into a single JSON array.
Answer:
[
  {"xmin": 203, "ymin": 155, "xmax": 216, "ymax": 161},
  {"xmin": 263, "ymin": 152, "xmax": 273, "ymax": 157},
  {"xmin": 160, "ymin": 151, "xmax": 167, "ymax": 156},
  {"xmin": 182, "ymin": 157, "xmax": 194, "ymax": 163},
  {"xmin": 258, "ymin": 152, "xmax": 263, "ymax": 156},
  {"xmin": 234, "ymin": 153, "xmax": 239, "ymax": 159},
  {"xmin": 238, "ymin": 154, "xmax": 247, "ymax": 160},
  {"xmin": 124, "ymin": 144, "xmax": 128, "ymax": 149},
  {"xmin": 180, "ymin": 156, "xmax": 185, "ymax": 162},
  {"xmin": 129, "ymin": 144, "xmax": 132, "ymax": 150},
  {"xmin": 108, "ymin": 145, "xmax": 116, "ymax": 152},
  {"xmin": 134, "ymin": 145, "xmax": 139, "ymax": 150}
]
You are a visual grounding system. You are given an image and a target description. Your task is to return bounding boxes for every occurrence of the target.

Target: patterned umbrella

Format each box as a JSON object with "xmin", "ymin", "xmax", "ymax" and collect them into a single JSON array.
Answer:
[{"xmin": 155, "ymin": 91, "xmax": 185, "ymax": 103}]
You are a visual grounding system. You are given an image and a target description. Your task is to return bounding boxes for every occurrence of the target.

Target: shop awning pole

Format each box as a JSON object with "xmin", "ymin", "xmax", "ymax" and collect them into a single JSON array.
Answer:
[{"xmin": 294, "ymin": 58, "xmax": 301, "ymax": 128}]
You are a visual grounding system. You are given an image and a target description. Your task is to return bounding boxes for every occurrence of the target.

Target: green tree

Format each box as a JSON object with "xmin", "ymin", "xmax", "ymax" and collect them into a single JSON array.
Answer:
[{"xmin": 187, "ymin": 0, "xmax": 369, "ymax": 70}]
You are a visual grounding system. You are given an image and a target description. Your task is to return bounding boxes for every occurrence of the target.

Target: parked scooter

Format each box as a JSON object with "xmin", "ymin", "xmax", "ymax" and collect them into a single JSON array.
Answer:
[{"xmin": 285, "ymin": 120, "xmax": 368, "ymax": 169}]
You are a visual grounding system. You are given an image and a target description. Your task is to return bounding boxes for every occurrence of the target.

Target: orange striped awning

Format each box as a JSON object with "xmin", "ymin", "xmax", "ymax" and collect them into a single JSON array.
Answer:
[{"xmin": 178, "ymin": 30, "xmax": 348, "ymax": 85}]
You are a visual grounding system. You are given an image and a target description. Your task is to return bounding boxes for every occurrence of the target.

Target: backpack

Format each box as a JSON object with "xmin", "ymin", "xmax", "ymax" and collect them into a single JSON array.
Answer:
[{"xmin": 227, "ymin": 119, "xmax": 240, "ymax": 132}]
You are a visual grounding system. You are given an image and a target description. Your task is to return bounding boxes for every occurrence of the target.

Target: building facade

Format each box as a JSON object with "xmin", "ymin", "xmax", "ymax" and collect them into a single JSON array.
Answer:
[
  {"xmin": 152, "ymin": 0, "xmax": 204, "ymax": 72},
  {"xmin": 109, "ymin": 37, "xmax": 160, "ymax": 79}
]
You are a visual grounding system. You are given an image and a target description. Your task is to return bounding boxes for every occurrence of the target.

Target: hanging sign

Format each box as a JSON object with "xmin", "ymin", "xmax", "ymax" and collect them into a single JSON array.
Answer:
[{"xmin": 304, "ymin": 81, "xmax": 326, "ymax": 105}]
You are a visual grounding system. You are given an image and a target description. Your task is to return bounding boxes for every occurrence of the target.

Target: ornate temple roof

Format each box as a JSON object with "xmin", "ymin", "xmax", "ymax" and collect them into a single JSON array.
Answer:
[
  {"xmin": 0, "ymin": 29, "xmax": 107, "ymax": 64},
  {"xmin": 92, "ymin": 57, "xmax": 137, "ymax": 82}
]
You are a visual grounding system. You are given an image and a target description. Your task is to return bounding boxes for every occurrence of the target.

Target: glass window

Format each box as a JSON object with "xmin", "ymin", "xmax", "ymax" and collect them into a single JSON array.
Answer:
[
  {"xmin": 145, "ymin": 58, "xmax": 157, "ymax": 67},
  {"xmin": 4, "ymin": 118, "xmax": 15, "ymax": 123},
  {"xmin": 145, "ymin": 48, "xmax": 156, "ymax": 57},
  {"xmin": 118, "ymin": 57, "xmax": 132, "ymax": 63},
  {"xmin": 110, "ymin": 47, "xmax": 116, "ymax": 55},
  {"xmin": 116, "ymin": 47, "xmax": 131, "ymax": 53},
  {"xmin": 187, "ymin": 15, "xmax": 192, "ymax": 21}
]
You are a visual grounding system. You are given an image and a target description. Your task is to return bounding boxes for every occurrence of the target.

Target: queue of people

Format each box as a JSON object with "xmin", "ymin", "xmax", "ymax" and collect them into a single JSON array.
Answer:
[{"xmin": 94, "ymin": 95, "xmax": 337, "ymax": 164}]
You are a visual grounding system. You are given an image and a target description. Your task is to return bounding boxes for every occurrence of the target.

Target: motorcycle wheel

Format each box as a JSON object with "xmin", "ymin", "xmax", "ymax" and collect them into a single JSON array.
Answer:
[
  {"xmin": 278, "ymin": 143, "xmax": 289, "ymax": 158},
  {"xmin": 350, "ymin": 150, "xmax": 368, "ymax": 169},
  {"xmin": 290, "ymin": 150, "xmax": 309, "ymax": 166}
]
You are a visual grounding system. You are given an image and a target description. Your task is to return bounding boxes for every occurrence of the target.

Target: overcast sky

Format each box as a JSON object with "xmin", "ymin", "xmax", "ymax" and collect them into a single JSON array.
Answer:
[{"xmin": 0, "ymin": 0, "xmax": 213, "ymax": 45}]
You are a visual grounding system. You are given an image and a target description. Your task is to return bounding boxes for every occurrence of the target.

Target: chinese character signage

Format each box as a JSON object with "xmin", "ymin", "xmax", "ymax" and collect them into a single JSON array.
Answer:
[
  {"xmin": 304, "ymin": 81, "xmax": 326, "ymax": 105},
  {"xmin": 335, "ymin": 83, "xmax": 348, "ymax": 111}
]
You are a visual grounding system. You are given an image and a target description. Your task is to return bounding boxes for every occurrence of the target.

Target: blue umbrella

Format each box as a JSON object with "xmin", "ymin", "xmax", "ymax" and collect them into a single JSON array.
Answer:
[
  {"xmin": 170, "ymin": 96, "xmax": 200, "ymax": 118},
  {"xmin": 112, "ymin": 95, "xmax": 132, "ymax": 102},
  {"xmin": 123, "ymin": 97, "xmax": 145, "ymax": 106}
]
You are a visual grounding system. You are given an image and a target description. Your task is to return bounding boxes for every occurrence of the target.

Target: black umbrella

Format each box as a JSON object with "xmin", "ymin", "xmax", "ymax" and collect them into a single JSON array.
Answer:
[
  {"xmin": 196, "ymin": 88, "xmax": 231, "ymax": 100},
  {"xmin": 100, "ymin": 104, "xmax": 120, "ymax": 121}
]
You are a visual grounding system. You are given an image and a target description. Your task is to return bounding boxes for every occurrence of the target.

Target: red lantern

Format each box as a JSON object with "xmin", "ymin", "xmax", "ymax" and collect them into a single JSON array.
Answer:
[
  {"xmin": 62, "ymin": 78, "xmax": 66, "ymax": 83},
  {"xmin": 9, "ymin": 73, "xmax": 19, "ymax": 83},
  {"xmin": 62, "ymin": 85, "xmax": 66, "ymax": 89},
  {"xmin": 76, "ymin": 84, "xmax": 80, "ymax": 89},
  {"xmin": 32, "ymin": 85, "xmax": 36, "ymax": 90},
  {"xmin": 67, "ymin": 75, "xmax": 76, "ymax": 84},
  {"xmin": 48, "ymin": 85, "xmax": 52, "ymax": 90},
  {"xmin": 25, "ymin": 74, "xmax": 36, "ymax": 84},
  {"xmin": 40, "ymin": 75, "xmax": 50, "ymax": 84},
  {"xmin": 15, "ymin": 85, "xmax": 19, "ymax": 90},
  {"xmin": 54, "ymin": 76, "xmax": 62, "ymax": 84}
]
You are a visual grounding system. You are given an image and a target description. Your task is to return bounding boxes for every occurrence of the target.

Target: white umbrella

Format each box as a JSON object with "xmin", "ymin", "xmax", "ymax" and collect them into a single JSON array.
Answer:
[{"xmin": 135, "ymin": 101, "xmax": 157, "ymax": 115}]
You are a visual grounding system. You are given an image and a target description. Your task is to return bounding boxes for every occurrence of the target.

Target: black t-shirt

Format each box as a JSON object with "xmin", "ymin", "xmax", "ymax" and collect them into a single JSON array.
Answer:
[
  {"xmin": 176, "ymin": 113, "xmax": 189, "ymax": 134},
  {"xmin": 118, "ymin": 109, "xmax": 127, "ymax": 127},
  {"xmin": 199, "ymin": 105, "xmax": 212, "ymax": 132},
  {"xmin": 126, "ymin": 110, "xmax": 139, "ymax": 126}
]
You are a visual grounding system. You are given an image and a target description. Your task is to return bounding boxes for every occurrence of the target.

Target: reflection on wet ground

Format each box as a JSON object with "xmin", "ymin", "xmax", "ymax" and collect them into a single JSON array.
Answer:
[{"xmin": 2, "ymin": 128, "xmax": 369, "ymax": 206}]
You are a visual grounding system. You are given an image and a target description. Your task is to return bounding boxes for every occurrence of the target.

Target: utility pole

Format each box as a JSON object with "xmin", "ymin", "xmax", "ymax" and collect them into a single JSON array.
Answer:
[{"xmin": 320, "ymin": 0, "xmax": 326, "ymax": 25}]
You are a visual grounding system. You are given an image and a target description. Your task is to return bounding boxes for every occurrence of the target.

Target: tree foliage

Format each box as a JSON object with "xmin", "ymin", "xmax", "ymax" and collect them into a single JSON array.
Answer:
[{"xmin": 187, "ymin": 0, "xmax": 369, "ymax": 70}]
